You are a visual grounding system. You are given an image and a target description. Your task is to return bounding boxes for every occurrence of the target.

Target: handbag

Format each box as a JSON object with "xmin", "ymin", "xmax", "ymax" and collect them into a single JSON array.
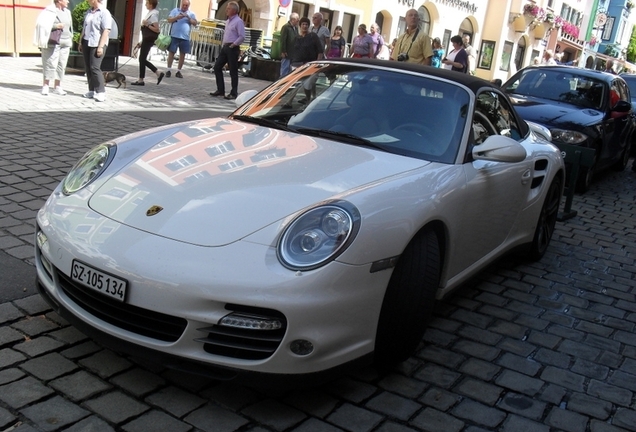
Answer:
[
  {"xmin": 141, "ymin": 25, "xmax": 159, "ymax": 43},
  {"xmin": 155, "ymin": 33, "xmax": 171, "ymax": 51},
  {"xmin": 49, "ymin": 29, "xmax": 62, "ymax": 45}
]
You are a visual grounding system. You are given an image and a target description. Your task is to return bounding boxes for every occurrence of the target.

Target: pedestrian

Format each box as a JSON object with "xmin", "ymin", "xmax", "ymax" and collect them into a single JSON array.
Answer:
[
  {"xmin": 369, "ymin": 23, "xmax": 385, "ymax": 59},
  {"xmin": 605, "ymin": 59, "xmax": 618, "ymax": 74},
  {"xmin": 34, "ymin": 0, "xmax": 73, "ymax": 96},
  {"xmin": 290, "ymin": 16, "xmax": 323, "ymax": 103},
  {"xmin": 462, "ymin": 34, "xmax": 476, "ymax": 74},
  {"xmin": 541, "ymin": 49, "xmax": 557, "ymax": 65},
  {"xmin": 350, "ymin": 24, "xmax": 373, "ymax": 58},
  {"xmin": 431, "ymin": 37, "xmax": 444, "ymax": 68},
  {"xmin": 279, "ymin": 12, "xmax": 299, "ymax": 78},
  {"xmin": 164, "ymin": 0, "xmax": 197, "ymax": 79},
  {"xmin": 442, "ymin": 35, "xmax": 468, "ymax": 73},
  {"xmin": 78, "ymin": 0, "xmax": 112, "ymax": 102},
  {"xmin": 327, "ymin": 26, "xmax": 346, "ymax": 59},
  {"xmin": 310, "ymin": 12, "xmax": 329, "ymax": 59},
  {"xmin": 131, "ymin": 0, "xmax": 164, "ymax": 86},
  {"xmin": 210, "ymin": 1, "xmax": 245, "ymax": 100},
  {"xmin": 390, "ymin": 9, "xmax": 433, "ymax": 65}
]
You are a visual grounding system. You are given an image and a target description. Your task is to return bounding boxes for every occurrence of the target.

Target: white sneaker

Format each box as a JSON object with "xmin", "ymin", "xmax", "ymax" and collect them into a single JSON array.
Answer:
[
  {"xmin": 94, "ymin": 92, "xmax": 106, "ymax": 102},
  {"xmin": 55, "ymin": 87, "xmax": 67, "ymax": 96},
  {"xmin": 41, "ymin": 85, "xmax": 49, "ymax": 96},
  {"xmin": 83, "ymin": 91, "xmax": 94, "ymax": 99}
]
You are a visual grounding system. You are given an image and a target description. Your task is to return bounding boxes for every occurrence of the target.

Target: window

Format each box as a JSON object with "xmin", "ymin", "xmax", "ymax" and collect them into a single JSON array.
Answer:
[
  {"xmin": 472, "ymin": 91, "xmax": 522, "ymax": 145},
  {"xmin": 166, "ymin": 155, "xmax": 197, "ymax": 171},
  {"xmin": 205, "ymin": 141, "xmax": 235, "ymax": 156},
  {"xmin": 184, "ymin": 171, "xmax": 212, "ymax": 183},
  {"xmin": 218, "ymin": 159, "xmax": 245, "ymax": 171}
]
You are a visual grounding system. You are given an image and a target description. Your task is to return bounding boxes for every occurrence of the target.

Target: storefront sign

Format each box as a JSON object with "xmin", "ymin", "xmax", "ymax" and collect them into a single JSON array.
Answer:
[
  {"xmin": 398, "ymin": 0, "xmax": 415, "ymax": 7},
  {"xmin": 433, "ymin": 0, "xmax": 478, "ymax": 14}
]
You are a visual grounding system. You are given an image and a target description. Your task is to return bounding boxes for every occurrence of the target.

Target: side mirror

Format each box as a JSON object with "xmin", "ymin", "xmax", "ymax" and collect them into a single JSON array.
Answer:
[
  {"xmin": 235, "ymin": 90, "xmax": 258, "ymax": 107},
  {"xmin": 473, "ymin": 135, "xmax": 527, "ymax": 163},
  {"xmin": 610, "ymin": 100, "xmax": 631, "ymax": 119}
]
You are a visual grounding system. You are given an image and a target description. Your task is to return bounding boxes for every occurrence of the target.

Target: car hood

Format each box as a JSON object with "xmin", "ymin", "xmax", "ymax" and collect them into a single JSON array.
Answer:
[
  {"xmin": 509, "ymin": 95, "xmax": 602, "ymax": 128},
  {"xmin": 89, "ymin": 119, "xmax": 429, "ymax": 246}
]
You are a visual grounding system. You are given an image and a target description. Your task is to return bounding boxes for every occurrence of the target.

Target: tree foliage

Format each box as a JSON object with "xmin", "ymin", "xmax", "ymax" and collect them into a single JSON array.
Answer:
[{"xmin": 628, "ymin": 25, "xmax": 636, "ymax": 64}]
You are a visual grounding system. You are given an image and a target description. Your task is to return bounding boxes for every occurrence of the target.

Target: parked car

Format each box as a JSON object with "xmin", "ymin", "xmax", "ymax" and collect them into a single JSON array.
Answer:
[
  {"xmin": 35, "ymin": 59, "xmax": 565, "ymax": 383},
  {"xmin": 503, "ymin": 65, "xmax": 634, "ymax": 192},
  {"xmin": 620, "ymin": 72, "xmax": 636, "ymax": 157}
]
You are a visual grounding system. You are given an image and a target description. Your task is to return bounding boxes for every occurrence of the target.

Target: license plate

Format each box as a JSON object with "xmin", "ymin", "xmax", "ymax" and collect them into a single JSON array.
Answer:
[{"xmin": 71, "ymin": 260, "xmax": 127, "ymax": 302}]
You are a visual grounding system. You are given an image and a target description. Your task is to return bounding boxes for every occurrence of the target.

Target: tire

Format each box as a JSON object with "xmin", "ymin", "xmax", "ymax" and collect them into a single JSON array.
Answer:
[
  {"xmin": 575, "ymin": 154, "xmax": 596, "ymax": 193},
  {"xmin": 527, "ymin": 176, "xmax": 562, "ymax": 261},
  {"xmin": 612, "ymin": 143, "xmax": 631, "ymax": 171},
  {"xmin": 374, "ymin": 229, "xmax": 441, "ymax": 366}
]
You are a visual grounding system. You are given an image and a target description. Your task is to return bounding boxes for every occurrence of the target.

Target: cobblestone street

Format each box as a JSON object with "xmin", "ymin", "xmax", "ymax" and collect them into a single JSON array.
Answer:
[{"xmin": 0, "ymin": 55, "xmax": 635, "ymax": 432}]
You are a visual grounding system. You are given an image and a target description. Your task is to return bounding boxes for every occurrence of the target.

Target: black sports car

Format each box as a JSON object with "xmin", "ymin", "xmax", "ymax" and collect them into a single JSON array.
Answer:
[{"xmin": 503, "ymin": 65, "xmax": 634, "ymax": 191}]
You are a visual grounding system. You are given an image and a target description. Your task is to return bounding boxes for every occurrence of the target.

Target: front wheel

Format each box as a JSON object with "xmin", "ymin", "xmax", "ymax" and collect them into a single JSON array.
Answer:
[
  {"xmin": 575, "ymin": 154, "xmax": 596, "ymax": 193},
  {"xmin": 374, "ymin": 229, "xmax": 441, "ymax": 366},
  {"xmin": 527, "ymin": 176, "xmax": 562, "ymax": 261}
]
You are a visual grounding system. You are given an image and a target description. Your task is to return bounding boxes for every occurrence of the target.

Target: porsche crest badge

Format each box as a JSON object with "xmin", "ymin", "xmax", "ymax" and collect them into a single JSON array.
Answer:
[{"xmin": 146, "ymin": 205, "xmax": 163, "ymax": 216}]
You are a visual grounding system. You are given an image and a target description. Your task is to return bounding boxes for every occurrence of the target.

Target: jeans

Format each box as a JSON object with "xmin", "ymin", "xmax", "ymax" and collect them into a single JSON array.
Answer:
[{"xmin": 280, "ymin": 57, "xmax": 292, "ymax": 77}]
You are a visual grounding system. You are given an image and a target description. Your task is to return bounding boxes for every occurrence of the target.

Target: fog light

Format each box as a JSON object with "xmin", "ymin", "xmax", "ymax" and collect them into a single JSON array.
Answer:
[
  {"xmin": 219, "ymin": 313, "xmax": 282, "ymax": 330},
  {"xmin": 290, "ymin": 339, "xmax": 314, "ymax": 356}
]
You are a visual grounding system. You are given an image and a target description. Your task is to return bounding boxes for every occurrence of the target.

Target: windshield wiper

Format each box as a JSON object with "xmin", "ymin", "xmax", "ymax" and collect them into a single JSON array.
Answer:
[
  {"xmin": 292, "ymin": 127, "xmax": 388, "ymax": 151},
  {"xmin": 231, "ymin": 115, "xmax": 293, "ymax": 132}
]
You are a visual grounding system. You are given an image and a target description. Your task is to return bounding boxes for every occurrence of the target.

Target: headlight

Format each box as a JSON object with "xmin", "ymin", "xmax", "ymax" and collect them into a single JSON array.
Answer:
[
  {"xmin": 550, "ymin": 129, "xmax": 587, "ymax": 144},
  {"xmin": 278, "ymin": 202, "xmax": 360, "ymax": 270},
  {"xmin": 62, "ymin": 143, "xmax": 115, "ymax": 195}
]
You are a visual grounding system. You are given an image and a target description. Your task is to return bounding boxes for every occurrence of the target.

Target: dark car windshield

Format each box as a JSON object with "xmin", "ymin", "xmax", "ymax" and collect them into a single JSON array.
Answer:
[
  {"xmin": 504, "ymin": 69, "xmax": 605, "ymax": 110},
  {"xmin": 232, "ymin": 63, "xmax": 471, "ymax": 164}
]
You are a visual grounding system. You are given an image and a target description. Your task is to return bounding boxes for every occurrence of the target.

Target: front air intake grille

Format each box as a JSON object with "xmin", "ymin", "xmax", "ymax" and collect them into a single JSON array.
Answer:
[
  {"xmin": 56, "ymin": 269, "xmax": 187, "ymax": 342},
  {"xmin": 196, "ymin": 305, "xmax": 287, "ymax": 360}
]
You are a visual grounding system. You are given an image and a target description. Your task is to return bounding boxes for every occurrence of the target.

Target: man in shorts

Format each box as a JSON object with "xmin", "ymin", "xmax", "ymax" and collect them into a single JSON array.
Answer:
[{"xmin": 165, "ymin": 0, "xmax": 197, "ymax": 78}]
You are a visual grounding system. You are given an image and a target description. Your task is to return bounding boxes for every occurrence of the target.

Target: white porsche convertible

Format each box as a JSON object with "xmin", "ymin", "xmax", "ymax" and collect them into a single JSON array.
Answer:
[{"xmin": 36, "ymin": 59, "xmax": 564, "ymax": 382}]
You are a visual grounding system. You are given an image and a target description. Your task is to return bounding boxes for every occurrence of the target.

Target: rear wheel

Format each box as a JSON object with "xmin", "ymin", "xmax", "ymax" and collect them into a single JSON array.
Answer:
[
  {"xmin": 528, "ymin": 176, "xmax": 562, "ymax": 261},
  {"xmin": 374, "ymin": 229, "xmax": 441, "ymax": 366}
]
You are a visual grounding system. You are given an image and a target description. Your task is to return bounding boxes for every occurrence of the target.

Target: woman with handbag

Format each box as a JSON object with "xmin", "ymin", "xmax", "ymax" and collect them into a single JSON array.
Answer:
[
  {"xmin": 131, "ymin": 0, "xmax": 164, "ymax": 86},
  {"xmin": 34, "ymin": 0, "xmax": 73, "ymax": 96}
]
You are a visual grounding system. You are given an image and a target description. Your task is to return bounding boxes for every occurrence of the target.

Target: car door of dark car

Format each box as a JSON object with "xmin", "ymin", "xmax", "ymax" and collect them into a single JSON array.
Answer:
[{"xmin": 602, "ymin": 79, "xmax": 631, "ymax": 165}]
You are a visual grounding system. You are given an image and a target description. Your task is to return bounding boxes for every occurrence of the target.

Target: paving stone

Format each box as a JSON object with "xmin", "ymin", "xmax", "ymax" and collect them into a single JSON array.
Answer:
[
  {"xmin": 547, "ymin": 324, "xmax": 585, "ymax": 341},
  {"xmin": 497, "ymin": 338, "xmax": 537, "ymax": 356},
  {"xmin": 571, "ymin": 358, "xmax": 610, "ymax": 380},
  {"xmin": 279, "ymin": 390, "xmax": 337, "ymax": 420},
  {"xmin": 527, "ymin": 330, "xmax": 561, "ymax": 349},
  {"xmin": 13, "ymin": 295, "xmax": 50, "ymax": 315},
  {"xmin": 419, "ymin": 387, "xmax": 461, "ymax": 411},
  {"xmin": 497, "ymin": 393, "xmax": 547, "ymax": 421},
  {"xmin": 78, "ymin": 350, "xmax": 133, "ymax": 379},
  {"xmin": 459, "ymin": 357, "xmax": 501, "ymax": 381},
  {"xmin": 19, "ymin": 352, "xmax": 77, "ymax": 381},
  {"xmin": 0, "ymin": 326, "xmax": 24, "ymax": 345},
  {"xmin": 559, "ymin": 339, "xmax": 602, "ymax": 361},
  {"xmin": 62, "ymin": 415, "xmax": 116, "ymax": 432},
  {"xmin": 590, "ymin": 419, "xmax": 631, "ymax": 432},
  {"xmin": 292, "ymin": 418, "xmax": 345, "ymax": 432},
  {"xmin": 49, "ymin": 370, "xmax": 112, "ymax": 402},
  {"xmin": 607, "ymin": 370, "xmax": 636, "ymax": 392},
  {"xmin": 365, "ymin": 391, "xmax": 420, "ymax": 421},
  {"xmin": 61, "ymin": 340, "xmax": 101, "ymax": 360},
  {"xmin": 539, "ymin": 384, "xmax": 567, "ymax": 405},
  {"xmin": 585, "ymin": 334, "xmax": 621, "ymax": 353},
  {"xmin": 326, "ymin": 403, "xmax": 384, "ymax": 432},
  {"xmin": 588, "ymin": 379, "xmax": 634, "ymax": 407},
  {"xmin": 453, "ymin": 339, "xmax": 500, "ymax": 361},
  {"xmin": 0, "ymin": 348, "xmax": 26, "ymax": 369},
  {"xmin": 13, "ymin": 336, "xmax": 64, "ymax": 357},
  {"xmin": 49, "ymin": 326, "xmax": 88, "ymax": 345},
  {"xmin": 449, "ymin": 309, "xmax": 493, "ymax": 329},
  {"xmin": 0, "ymin": 368, "xmax": 24, "ymax": 386},
  {"xmin": 0, "ymin": 376, "xmax": 54, "ymax": 409},
  {"xmin": 497, "ymin": 352, "xmax": 541, "ymax": 376},
  {"xmin": 417, "ymin": 345, "xmax": 465, "ymax": 368},
  {"xmin": 377, "ymin": 373, "xmax": 428, "ymax": 399},
  {"xmin": 240, "ymin": 399, "xmax": 308, "ymax": 431},
  {"xmin": 327, "ymin": 377, "xmax": 377, "ymax": 403},
  {"xmin": 422, "ymin": 328, "xmax": 457, "ymax": 347},
  {"xmin": 458, "ymin": 325, "xmax": 503, "ymax": 345},
  {"xmin": 612, "ymin": 408, "xmax": 636, "ymax": 432},
  {"xmin": 121, "ymin": 409, "xmax": 192, "ymax": 432},
  {"xmin": 20, "ymin": 395, "xmax": 90, "ymax": 431},
  {"xmin": 545, "ymin": 407, "xmax": 590, "ymax": 432},
  {"xmin": 495, "ymin": 369, "xmax": 544, "ymax": 396},
  {"xmin": 0, "ymin": 303, "xmax": 24, "ymax": 324},
  {"xmin": 83, "ymin": 391, "xmax": 149, "ymax": 424},
  {"xmin": 410, "ymin": 407, "xmax": 464, "ymax": 432},
  {"xmin": 109, "ymin": 368, "xmax": 165, "ymax": 398},
  {"xmin": 515, "ymin": 314, "xmax": 549, "ymax": 331},
  {"xmin": 10, "ymin": 315, "xmax": 59, "ymax": 337},
  {"xmin": 0, "ymin": 405, "xmax": 17, "ymax": 431},
  {"xmin": 540, "ymin": 366, "xmax": 585, "ymax": 392},
  {"xmin": 414, "ymin": 363, "xmax": 461, "ymax": 389},
  {"xmin": 454, "ymin": 377, "xmax": 502, "ymax": 406},
  {"xmin": 451, "ymin": 399, "xmax": 506, "ymax": 428},
  {"xmin": 567, "ymin": 392, "xmax": 613, "ymax": 420},
  {"xmin": 145, "ymin": 385, "xmax": 206, "ymax": 418},
  {"xmin": 202, "ymin": 382, "xmax": 262, "ymax": 412},
  {"xmin": 182, "ymin": 402, "xmax": 249, "ymax": 432}
]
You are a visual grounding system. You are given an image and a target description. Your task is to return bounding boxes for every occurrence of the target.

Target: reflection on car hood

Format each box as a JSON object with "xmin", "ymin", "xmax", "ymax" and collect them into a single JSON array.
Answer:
[
  {"xmin": 89, "ymin": 118, "xmax": 428, "ymax": 246},
  {"xmin": 509, "ymin": 96, "xmax": 602, "ymax": 127}
]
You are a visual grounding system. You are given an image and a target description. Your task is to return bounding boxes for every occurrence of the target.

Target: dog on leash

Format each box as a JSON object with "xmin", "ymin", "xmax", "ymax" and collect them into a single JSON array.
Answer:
[{"xmin": 103, "ymin": 72, "xmax": 127, "ymax": 89}]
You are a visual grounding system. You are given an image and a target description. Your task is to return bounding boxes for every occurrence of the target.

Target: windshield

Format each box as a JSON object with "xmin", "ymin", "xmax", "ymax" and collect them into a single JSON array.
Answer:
[
  {"xmin": 233, "ymin": 63, "xmax": 470, "ymax": 164},
  {"xmin": 504, "ymin": 68, "xmax": 606, "ymax": 110}
]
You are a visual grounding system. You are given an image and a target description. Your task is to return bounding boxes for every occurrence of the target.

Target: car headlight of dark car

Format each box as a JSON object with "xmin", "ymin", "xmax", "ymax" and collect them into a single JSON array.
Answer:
[
  {"xmin": 62, "ymin": 143, "xmax": 116, "ymax": 195},
  {"xmin": 550, "ymin": 129, "xmax": 587, "ymax": 144},
  {"xmin": 278, "ymin": 202, "xmax": 361, "ymax": 271}
]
